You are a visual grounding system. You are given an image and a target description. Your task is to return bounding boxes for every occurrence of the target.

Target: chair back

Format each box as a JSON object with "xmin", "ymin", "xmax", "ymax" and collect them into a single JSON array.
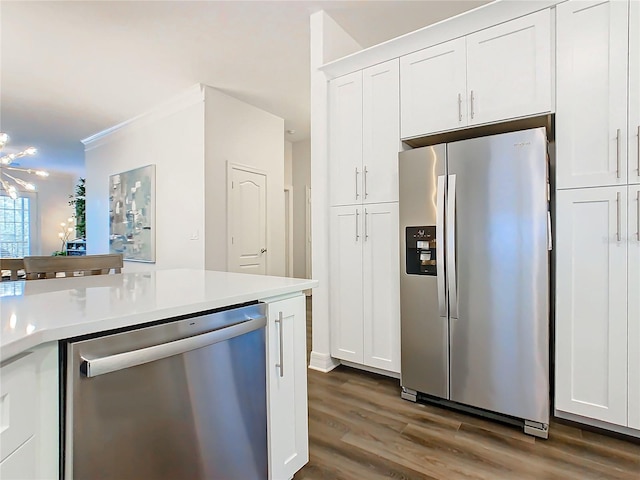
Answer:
[
  {"xmin": 23, "ymin": 254, "xmax": 123, "ymax": 280},
  {"xmin": 1, "ymin": 258, "xmax": 25, "ymax": 281}
]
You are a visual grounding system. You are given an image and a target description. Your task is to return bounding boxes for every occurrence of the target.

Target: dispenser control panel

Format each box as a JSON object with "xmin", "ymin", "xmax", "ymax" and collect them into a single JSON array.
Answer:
[{"xmin": 406, "ymin": 226, "xmax": 437, "ymax": 276}]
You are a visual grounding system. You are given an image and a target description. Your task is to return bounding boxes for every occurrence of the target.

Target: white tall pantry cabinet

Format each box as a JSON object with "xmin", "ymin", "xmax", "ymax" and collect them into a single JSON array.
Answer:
[
  {"xmin": 555, "ymin": 0, "xmax": 639, "ymax": 432},
  {"xmin": 328, "ymin": 59, "xmax": 401, "ymax": 374}
]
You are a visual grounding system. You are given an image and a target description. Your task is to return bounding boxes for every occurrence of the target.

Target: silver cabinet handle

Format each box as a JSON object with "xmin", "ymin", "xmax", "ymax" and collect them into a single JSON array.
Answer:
[
  {"xmin": 355, "ymin": 208, "xmax": 360, "ymax": 241},
  {"xmin": 458, "ymin": 93, "xmax": 462, "ymax": 122},
  {"xmin": 81, "ymin": 316, "xmax": 267, "ymax": 377},
  {"xmin": 470, "ymin": 90, "xmax": 475, "ymax": 120},
  {"xmin": 436, "ymin": 175, "xmax": 446, "ymax": 318},
  {"xmin": 616, "ymin": 192, "xmax": 621, "ymax": 242},
  {"xmin": 637, "ymin": 125, "xmax": 640, "ymax": 177},
  {"xmin": 355, "ymin": 167, "xmax": 360, "ymax": 200},
  {"xmin": 446, "ymin": 174, "xmax": 458, "ymax": 320},
  {"xmin": 364, "ymin": 166, "xmax": 368, "ymax": 199},
  {"xmin": 275, "ymin": 311, "xmax": 284, "ymax": 377},
  {"xmin": 616, "ymin": 128, "xmax": 621, "ymax": 179},
  {"xmin": 637, "ymin": 190, "xmax": 640, "ymax": 241},
  {"xmin": 364, "ymin": 208, "xmax": 369, "ymax": 240}
]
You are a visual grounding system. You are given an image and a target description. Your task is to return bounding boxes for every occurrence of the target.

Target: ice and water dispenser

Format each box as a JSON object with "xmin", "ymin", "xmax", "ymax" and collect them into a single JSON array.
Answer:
[{"xmin": 405, "ymin": 226, "xmax": 437, "ymax": 276}]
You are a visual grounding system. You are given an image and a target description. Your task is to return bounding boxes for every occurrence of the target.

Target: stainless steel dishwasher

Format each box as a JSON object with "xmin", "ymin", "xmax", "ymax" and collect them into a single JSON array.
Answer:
[{"xmin": 63, "ymin": 302, "xmax": 268, "ymax": 480}]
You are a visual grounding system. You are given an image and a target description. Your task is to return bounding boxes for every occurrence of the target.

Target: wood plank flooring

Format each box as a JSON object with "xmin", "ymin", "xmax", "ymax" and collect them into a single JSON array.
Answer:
[{"xmin": 297, "ymin": 297, "xmax": 640, "ymax": 480}]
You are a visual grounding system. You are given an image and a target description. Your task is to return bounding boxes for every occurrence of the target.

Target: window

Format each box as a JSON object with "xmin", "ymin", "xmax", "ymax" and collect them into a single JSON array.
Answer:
[{"xmin": 1, "ymin": 195, "xmax": 31, "ymax": 257}]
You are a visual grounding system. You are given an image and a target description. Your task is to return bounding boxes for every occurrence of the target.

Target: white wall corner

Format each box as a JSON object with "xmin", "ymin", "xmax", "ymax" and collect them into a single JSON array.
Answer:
[
  {"xmin": 309, "ymin": 351, "xmax": 341, "ymax": 373},
  {"xmin": 314, "ymin": 11, "xmax": 362, "ymax": 65}
]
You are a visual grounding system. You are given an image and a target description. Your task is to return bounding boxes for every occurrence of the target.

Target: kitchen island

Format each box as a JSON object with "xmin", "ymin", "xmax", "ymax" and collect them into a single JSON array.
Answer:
[{"xmin": 0, "ymin": 269, "xmax": 317, "ymax": 479}]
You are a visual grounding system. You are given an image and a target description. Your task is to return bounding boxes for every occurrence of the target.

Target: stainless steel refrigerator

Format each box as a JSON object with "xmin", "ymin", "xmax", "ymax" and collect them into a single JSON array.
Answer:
[{"xmin": 399, "ymin": 127, "xmax": 551, "ymax": 438}]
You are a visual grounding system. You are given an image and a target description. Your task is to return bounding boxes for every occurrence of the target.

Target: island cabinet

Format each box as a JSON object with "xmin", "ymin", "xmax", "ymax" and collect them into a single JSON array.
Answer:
[
  {"xmin": 264, "ymin": 293, "xmax": 309, "ymax": 480},
  {"xmin": 0, "ymin": 344, "xmax": 58, "ymax": 480},
  {"xmin": 400, "ymin": 8, "xmax": 552, "ymax": 140},
  {"xmin": 328, "ymin": 58, "xmax": 400, "ymax": 207},
  {"xmin": 555, "ymin": 0, "xmax": 633, "ymax": 189},
  {"xmin": 329, "ymin": 203, "xmax": 401, "ymax": 373}
]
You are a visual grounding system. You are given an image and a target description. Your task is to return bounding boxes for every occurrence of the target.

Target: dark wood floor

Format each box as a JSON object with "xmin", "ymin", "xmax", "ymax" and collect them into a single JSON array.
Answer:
[{"xmin": 297, "ymin": 297, "xmax": 640, "ymax": 480}]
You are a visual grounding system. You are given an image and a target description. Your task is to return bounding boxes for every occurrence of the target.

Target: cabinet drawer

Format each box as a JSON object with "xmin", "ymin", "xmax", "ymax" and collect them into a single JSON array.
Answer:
[
  {"xmin": 0, "ymin": 436, "xmax": 36, "ymax": 479},
  {"xmin": 1, "ymin": 353, "xmax": 37, "ymax": 461}
]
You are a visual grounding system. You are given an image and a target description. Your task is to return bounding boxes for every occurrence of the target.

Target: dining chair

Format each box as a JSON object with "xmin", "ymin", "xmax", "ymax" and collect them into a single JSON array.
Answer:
[
  {"xmin": 23, "ymin": 254, "xmax": 123, "ymax": 280},
  {"xmin": 0, "ymin": 258, "xmax": 25, "ymax": 281}
]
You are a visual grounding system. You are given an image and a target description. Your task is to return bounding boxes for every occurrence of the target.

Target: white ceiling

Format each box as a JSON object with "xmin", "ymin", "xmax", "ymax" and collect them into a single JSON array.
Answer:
[{"xmin": 0, "ymin": 0, "xmax": 490, "ymax": 176}]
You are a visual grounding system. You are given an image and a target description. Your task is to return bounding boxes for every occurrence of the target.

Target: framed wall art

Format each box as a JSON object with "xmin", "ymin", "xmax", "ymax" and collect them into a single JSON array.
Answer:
[{"xmin": 109, "ymin": 164, "xmax": 156, "ymax": 262}]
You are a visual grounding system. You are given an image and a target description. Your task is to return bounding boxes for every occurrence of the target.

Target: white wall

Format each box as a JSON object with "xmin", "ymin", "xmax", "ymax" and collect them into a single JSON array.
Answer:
[
  {"xmin": 292, "ymin": 139, "xmax": 310, "ymax": 279},
  {"xmin": 35, "ymin": 172, "xmax": 76, "ymax": 255},
  {"xmin": 203, "ymin": 86, "xmax": 285, "ymax": 275},
  {"xmin": 84, "ymin": 87, "xmax": 206, "ymax": 272}
]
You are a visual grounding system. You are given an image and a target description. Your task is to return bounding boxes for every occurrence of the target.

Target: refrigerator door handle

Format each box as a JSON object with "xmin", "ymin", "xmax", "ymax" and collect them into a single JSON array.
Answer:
[
  {"xmin": 436, "ymin": 175, "xmax": 446, "ymax": 317},
  {"xmin": 447, "ymin": 174, "xmax": 458, "ymax": 320}
]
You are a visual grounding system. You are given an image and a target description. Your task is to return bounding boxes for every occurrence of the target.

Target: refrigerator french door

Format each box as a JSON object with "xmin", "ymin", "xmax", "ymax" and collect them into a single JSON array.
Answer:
[{"xmin": 399, "ymin": 128, "xmax": 550, "ymax": 437}]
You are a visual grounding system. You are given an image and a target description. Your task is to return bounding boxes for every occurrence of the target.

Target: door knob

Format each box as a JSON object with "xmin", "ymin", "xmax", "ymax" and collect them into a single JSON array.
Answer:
[{"xmin": 260, "ymin": 248, "xmax": 267, "ymax": 254}]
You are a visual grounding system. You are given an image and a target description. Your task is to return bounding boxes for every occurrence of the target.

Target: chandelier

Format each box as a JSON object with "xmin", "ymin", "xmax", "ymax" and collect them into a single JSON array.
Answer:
[{"xmin": 0, "ymin": 132, "xmax": 49, "ymax": 199}]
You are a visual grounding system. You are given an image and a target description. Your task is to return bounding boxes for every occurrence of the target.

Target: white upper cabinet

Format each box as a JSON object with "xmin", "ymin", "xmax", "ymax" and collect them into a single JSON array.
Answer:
[
  {"xmin": 556, "ymin": 0, "xmax": 629, "ymax": 189},
  {"xmin": 555, "ymin": 187, "xmax": 629, "ymax": 427},
  {"xmin": 629, "ymin": 185, "xmax": 640, "ymax": 429},
  {"xmin": 400, "ymin": 10, "xmax": 552, "ymax": 139},
  {"xmin": 329, "ymin": 71, "xmax": 363, "ymax": 207},
  {"xmin": 362, "ymin": 60, "xmax": 401, "ymax": 205},
  {"xmin": 400, "ymin": 38, "xmax": 467, "ymax": 138},
  {"xmin": 466, "ymin": 9, "xmax": 552, "ymax": 126},
  {"xmin": 329, "ymin": 59, "xmax": 400, "ymax": 207},
  {"xmin": 630, "ymin": 0, "xmax": 640, "ymax": 185}
]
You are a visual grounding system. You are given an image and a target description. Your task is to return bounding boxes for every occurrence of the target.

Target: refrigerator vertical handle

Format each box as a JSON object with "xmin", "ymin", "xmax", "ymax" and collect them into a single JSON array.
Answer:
[
  {"xmin": 447, "ymin": 174, "xmax": 458, "ymax": 320},
  {"xmin": 436, "ymin": 175, "xmax": 446, "ymax": 317}
]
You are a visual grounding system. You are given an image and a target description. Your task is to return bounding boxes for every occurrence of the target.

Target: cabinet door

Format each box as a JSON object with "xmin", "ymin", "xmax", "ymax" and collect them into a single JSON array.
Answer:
[
  {"xmin": 362, "ymin": 203, "xmax": 401, "ymax": 372},
  {"xmin": 329, "ymin": 71, "xmax": 363, "ymax": 206},
  {"xmin": 466, "ymin": 9, "xmax": 552, "ymax": 126},
  {"xmin": 363, "ymin": 59, "xmax": 400, "ymax": 204},
  {"xmin": 266, "ymin": 295, "xmax": 308, "ymax": 480},
  {"xmin": 330, "ymin": 206, "xmax": 364, "ymax": 363},
  {"xmin": 0, "ymin": 437, "xmax": 36, "ymax": 480},
  {"xmin": 630, "ymin": 0, "xmax": 640, "ymax": 185},
  {"xmin": 400, "ymin": 37, "xmax": 467, "ymax": 139},
  {"xmin": 629, "ymin": 185, "xmax": 640, "ymax": 429},
  {"xmin": 556, "ymin": 0, "xmax": 629, "ymax": 189},
  {"xmin": 555, "ymin": 187, "xmax": 628, "ymax": 426}
]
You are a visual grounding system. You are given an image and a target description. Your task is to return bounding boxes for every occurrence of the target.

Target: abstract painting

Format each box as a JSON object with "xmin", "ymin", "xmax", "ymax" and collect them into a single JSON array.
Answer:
[{"xmin": 109, "ymin": 164, "xmax": 156, "ymax": 262}]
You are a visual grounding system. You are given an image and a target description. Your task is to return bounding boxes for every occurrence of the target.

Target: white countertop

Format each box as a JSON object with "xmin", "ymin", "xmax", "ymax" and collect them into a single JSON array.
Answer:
[{"xmin": 0, "ymin": 269, "xmax": 317, "ymax": 362}]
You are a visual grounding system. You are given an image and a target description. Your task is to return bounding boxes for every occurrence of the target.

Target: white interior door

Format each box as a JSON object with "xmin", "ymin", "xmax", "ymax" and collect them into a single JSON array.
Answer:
[{"xmin": 228, "ymin": 165, "xmax": 267, "ymax": 275}]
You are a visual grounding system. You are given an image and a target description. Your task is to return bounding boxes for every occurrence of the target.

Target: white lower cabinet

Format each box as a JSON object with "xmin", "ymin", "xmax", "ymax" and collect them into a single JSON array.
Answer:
[
  {"xmin": 0, "ymin": 344, "xmax": 58, "ymax": 479},
  {"xmin": 330, "ymin": 203, "xmax": 401, "ymax": 373},
  {"xmin": 555, "ymin": 187, "xmax": 630, "ymax": 427},
  {"xmin": 264, "ymin": 294, "xmax": 308, "ymax": 480},
  {"xmin": 628, "ymin": 185, "xmax": 640, "ymax": 429}
]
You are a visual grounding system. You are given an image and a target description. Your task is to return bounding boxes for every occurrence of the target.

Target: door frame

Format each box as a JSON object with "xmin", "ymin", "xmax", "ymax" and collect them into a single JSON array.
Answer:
[
  {"xmin": 226, "ymin": 162, "xmax": 268, "ymax": 273},
  {"xmin": 284, "ymin": 185, "xmax": 294, "ymax": 277}
]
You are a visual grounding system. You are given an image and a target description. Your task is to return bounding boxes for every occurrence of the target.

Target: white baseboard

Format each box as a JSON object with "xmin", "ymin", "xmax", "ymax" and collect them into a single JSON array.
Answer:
[
  {"xmin": 340, "ymin": 360, "xmax": 401, "ymax": 379},
  {"xmin": 308, "ymin": 351, "xmax": 340, "ymax": 373},
  {"xmin": 555, "ymin": 409, "xmax": 640, "ymax": 438}
]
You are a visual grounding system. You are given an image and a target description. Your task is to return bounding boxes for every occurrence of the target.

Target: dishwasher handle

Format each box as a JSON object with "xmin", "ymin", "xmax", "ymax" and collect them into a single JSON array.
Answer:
[{"xmin": 81, "ymin": 315, "xmax": 267, "ymax": 378}]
